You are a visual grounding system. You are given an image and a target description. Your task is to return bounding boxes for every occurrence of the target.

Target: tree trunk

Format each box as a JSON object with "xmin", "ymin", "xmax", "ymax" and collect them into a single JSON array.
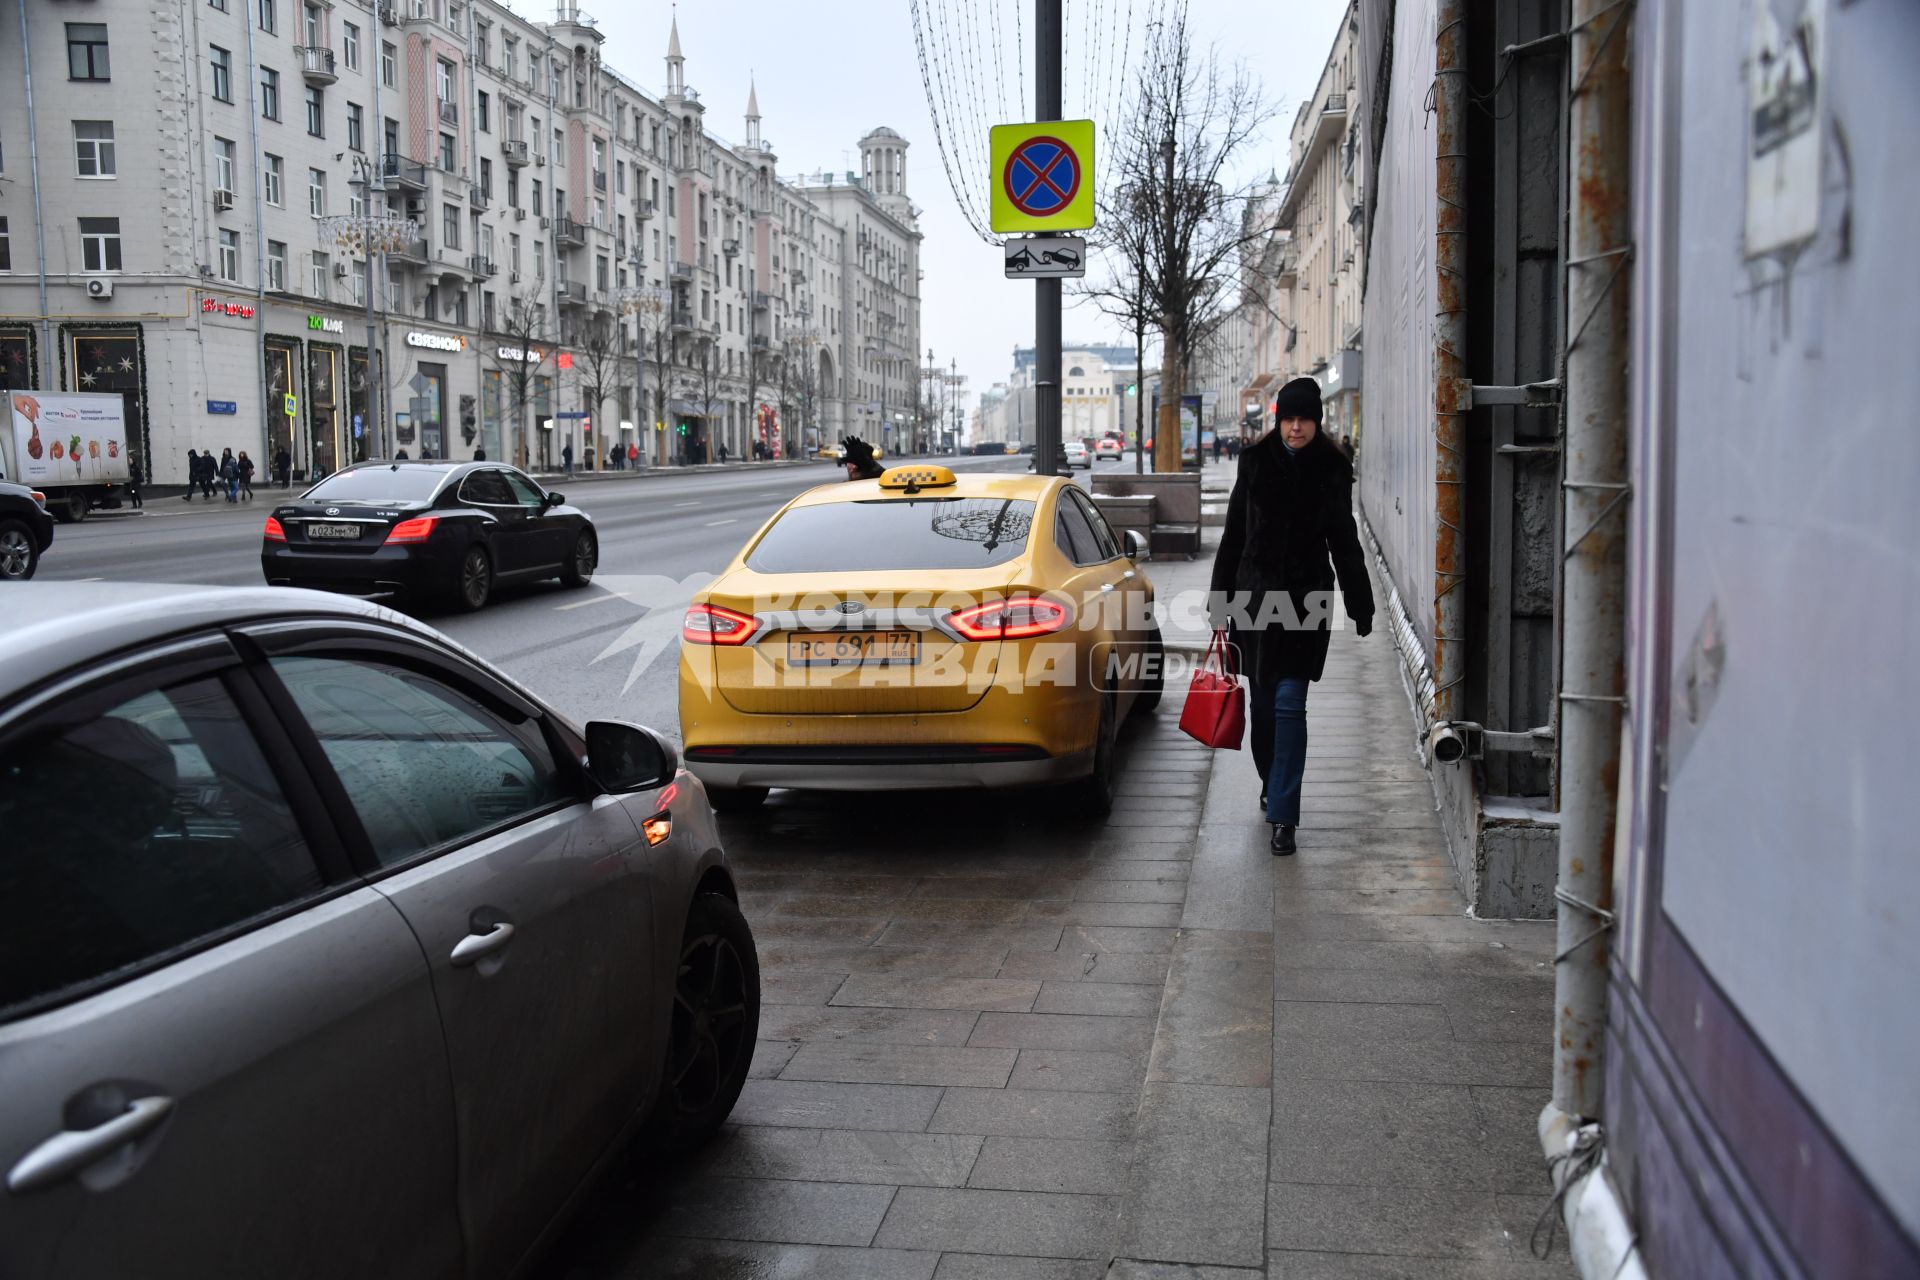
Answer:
[{"xmin": 1154, "ymin": 321, "xmax": 1184, "ymax": 473}]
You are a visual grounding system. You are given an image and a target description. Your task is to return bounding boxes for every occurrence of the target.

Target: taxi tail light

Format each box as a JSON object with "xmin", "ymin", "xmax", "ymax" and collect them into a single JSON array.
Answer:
[
  {"xmin": 385, "ymin": 515, "xmax": 438, "ymax": 544},
  {"xmin": 683, "ymin": 602, "xmax": 759, "ymax": 646},
  {"xmin": 948, "ymin": 596, "xmax": 1070, "ymax": 641},
  {"xmin": 263, "ymin": 516, "xmax": 287, "ymax": 542},
  {"xmin": 642, "ymin": 811, "xmax": 673, "ymax": 846}
]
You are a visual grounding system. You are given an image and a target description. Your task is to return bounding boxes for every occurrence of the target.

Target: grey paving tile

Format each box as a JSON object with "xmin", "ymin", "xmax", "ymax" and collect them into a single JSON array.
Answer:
[
  {"xmin": 751, "ymin": 916, "xmax": 892, "ymax": 945},
  {"xmin": 766, "ymin": 893, "xmax": 914, "ymax": 918},
  {"xmin": 875, "ymin": 1187, "xmax": 1118, "ymax": 1259},
  {"xmin": 762, "ymin": 971, "xmax": 851, "ymax": 1005},
  {"xmin": 1070, "ymin": 879, "xmax": 1188, "ymax": 904},
  {"xmin": 1147, "ymin": 932, "xmax": 1273, "ymax": 1088},
  {"xmin": 730, "ymin": 1079, "xmax": 945, "ymax": 1132},
  {"xmin": 830, "ymin": 976, "xmax": 1043, "ymax": 1013},
  {"xmin": 734, "ymin": 872, "xmax": 920, "ymax": 899},
  {"xmin": 911, "ymin": 877, "xmax": 1079, "ymax": 901},
  {"xmin": 928, "ymin": 1086, "xmax": 1136, "ymax": 1140},
  {"xmin": 694, "ymin": 1124, "xmax": 982, "ymax": 1188},
  {"xmin": 1108, "ymin": 1263, "xmax": 1265, "ymax": 1279},
  {"xmin": 781, "ymin": 1042, "xmax": 1020, "ymax": 1088},
  {"xmin": 758, "ymin": 944, "xmax": 1012, "ymax": 979},
  {"xmin": 1271, "ymin": 968, "xmax": 1554, "ymax": 1046},
  {"xmin": 879, "ymin": 921, "xmax": 1069, "ymax": 951},
  {"xmin": 1267, "ymin": 1250, "xmax": 1574, "ymax": 1279},
  {"xmin": 1271, "ymin": 1004, "xmax": 1549, "ymax": 1087},
  {"xmin": 971, "ymin": 1011, "xmax": 1157, "ymax": 1054},
  {"xmin": 1473, "ymin": 1088, "xmax": 1559, "ymax": 1194},
  {"xmin": 1278, "ymin": 863, "xmax": 1459, "ymax": 892},
  {"xmin": 1268, "ymin": 1077, "xmax": 1545, "ymax": 1192},
  {"xmin": 931, "ymin": 1252, "xmax": 1108, "ymax": 1279},
  {"xmin": 1266, "ymin": 1182, "xmax": 1514, "ymax": 1260},
  {"xmin": 748, "ymin": 1039, "xmax": 799, "ymax": 1080},
  {"xmin": 1274, "ymin": 998, "xmax": 1449, "ymax": 1042},
  {"xmin": 1270, "ymin": 937, "xmax": 1549, "ymax": 979},
  {"xmin": 1074, "ymin": 860, "xmax": 1191, "ymax": 881},
  {"xmin": 1028, "ymin": 900, "xmax": 1187, "ymax": 928},
  {"xmin": 1182, "ymin": 825, "xmax": 1277, "ymax": 933},
  {"xmin": 654, "ymin": 1174, "xmax": 896, "ymax": 1248},
  {"xmin": 1117, "ymin": 1083, "xmax": 1271, "ymax": 1268},
  {"xmin": 1300, "ymin": 812, "xmax": 1445, "ymax": 829},
  {"xmin": 612, "ymin": 1236, "xmax": 939, "ymax": 1280},
  {"xmin": 1008, "ymin": 1048, "xmax": 1145, "ymax": 1094},
  {"xmin": 760, "ymin": 1005, "xmax": 982, "ymax": 1046},
  {"xmin": 1059, "ymin": 924, "xmax": 1179, "ymax": 954},
  {"xmin": 1274, "ymin": 888, "xmax": 1469, "ymax": 917},
  {"xmin": 1034, "ymin": 981, "xmax": 1164, "ymax": 1018},
  {"xmin": 886, "ymin": 897, "xmax": 1040, "ymax": 924},
  {"xmin": 966, "ymin": 1136, "xmax": 1136, "ymax": 1195}
]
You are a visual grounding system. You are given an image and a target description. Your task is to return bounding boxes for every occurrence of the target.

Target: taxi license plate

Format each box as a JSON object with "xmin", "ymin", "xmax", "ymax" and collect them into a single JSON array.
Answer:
[
  {"xmin": 307, "ymin": 522, "xmax": 361, "ymax": 539},
  {"xmin": 786, "ymin": 630, "xmax": 918, "ymax": 667}
]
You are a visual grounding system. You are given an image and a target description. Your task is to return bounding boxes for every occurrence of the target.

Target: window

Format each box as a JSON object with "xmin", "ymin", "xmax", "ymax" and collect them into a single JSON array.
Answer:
[
  {"xmin": 503, "ymin": 36, "xmax": 517, "ymax": 81},
  {"xmin": 749, "ymin": 498, "xmax": 1040, "ymax": 573},
  {"xmin": 476, "ymin": 90, "xmax": 489, "ymax": 133},
  {"xmin": 478, "ymin": 157, "xmax": 492, "ymax": 199},
  {"xmin": 303, "ymin": 2, "xmax": 321, "ymax": 47},
  {"xmin": 67, "ymin": 23, "xmax": 111, "ymax": 81},
  {"xmin": 310, "ymin": 250, "xmax": 329, "ymax": 295},
  {"xmin": 210, "ymin": 0, "xmax": 228, "ymax": 11},
  {"xmin": 267, "ymin": 240, "xmax": 287, "ymax": 291},
  {"xmin": 211, "ymin": 46, "xmax": 233, "ymax": 102},
  {"xmin": 1067, "ymin": 488, "xmax": 1122, "ymax": 560},
  {"xmin": 347, "ymin": 102, "xmax": 363, "ymax": 152},
  {"xmin": 436, "ymin": 58, "xmax": 454, "ymax": 106},
  {"xmin": 257, "ymin": 0, "xmax": 275, "ymax": 34},
  {"xmin": 616, "ymin": 160, "xmax": 625, "ymax": 195},
  {"xmin": 532, "ymin": 179, "xmax": 542, "ymax": 216},
  {"xmin": 508, "ymin": 233, "xmax": 519, "ymax": 272},
  {"xmin": 215, "ymin": 137, "xmax": 237, "ymax": 196},
  {"xmin": 342, "ymin": 22, "xmax": 360, "ymax": 70},
  {"xmin": 261, "ymin": 67, "xmax": 280, "ymax": 120},
  {"xmin": 506, "ymin": 168, "xmax": 519, "ymax": 208},
  {"xmin": 380, "ymin": 41, "xmax": 396, "ymax": 88},
  {"xmin": 79, "ymin": 217, "xmax": 122, "ymax": 271},
  {"xmin": 74, "ymin": 122, "xmax": 116, "ymax": 178},
  {"xmin": 218, "ymin": 228, "xmax": 240, "ymax": 281},
  {"xmin": 442, "ymin": 203, "xmax": 461, "ymax": 250},
  {"xmin": 475, "ymin": 20, "xmax": 490, "ymax": 66},
  {"xmin": 0, "ymin": 218, "xmax": 11, "ymax": 272},
  {"xmin": 307, "ymin": 167, "xmax": 326, "ymax": 216},
  {"xmin": 263, "ymin": 154, "xmax": 284, "ymax": 206},
  {"xmin": 305, "ymin": 86, "xmax": 324, "ymax": 137},
  {"xmin": 268, "ymin": 656, "xmax": 568, "ymax": 869},
  {"xmin": 0, "ymin": 670, "xmax": 325, "ymax": 1019},
  {"xmin": 438, "ymin": 132, "xmax": 456, "ymax": 171},
  {"xmin": 595, "ymin": 254, "xmax": 607, "ymax": 290}
]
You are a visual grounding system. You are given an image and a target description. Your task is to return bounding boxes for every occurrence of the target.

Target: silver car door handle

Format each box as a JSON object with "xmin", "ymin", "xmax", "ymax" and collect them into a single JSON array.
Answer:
[
  {"xmin": 449, "ymin": 922, "xmax": 516, "ymax": 968},
  {"xmin": 7, "ymin": 1096, "xmax": 174, "ymax": 1195}
]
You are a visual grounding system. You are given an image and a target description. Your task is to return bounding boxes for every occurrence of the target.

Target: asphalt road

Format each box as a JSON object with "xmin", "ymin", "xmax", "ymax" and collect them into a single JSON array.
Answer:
[{"xmin": 30, "ymin": 454, "xmax": 1049, "ymax": 740}]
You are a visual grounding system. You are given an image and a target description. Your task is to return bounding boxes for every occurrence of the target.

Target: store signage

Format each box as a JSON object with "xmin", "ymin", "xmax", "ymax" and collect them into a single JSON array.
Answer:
[
  {"xmin": 307, "ymin": 315, "xmax": 346, "ymax": 334},
  {"xmin": 556, "ymin": 352, "xmax": 574, "ymax": 370},
  {"xmin": 405, "ymin": 330, "xmax": 466, "ymax": 352},
  {"xmin": 207, "ymin": 400, "xmax": 238, "ymax": 415},
  {"xmin": 496, "ymin": 345, "xmax": 546, "ymax": 363},
  {"xmin": 201, "ymin": 295, "xmax": 257, "ymax": 319}
]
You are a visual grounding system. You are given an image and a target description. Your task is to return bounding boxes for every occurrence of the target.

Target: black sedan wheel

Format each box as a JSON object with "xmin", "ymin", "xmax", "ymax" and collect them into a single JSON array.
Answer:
[
  {"xmin": 0, "ymin": 519, "xmax": 40, "ymax": 580},
  {"xmin": 560, "ymin": 530, "xmax": 597, "ymax": 587},
  {"xmin": 644, "ymin": 894, "xmax": 760, "ymax": 1153},
  {"xmin": 455, "ymin": 546, "xmax": 493, "ymax": 611}
]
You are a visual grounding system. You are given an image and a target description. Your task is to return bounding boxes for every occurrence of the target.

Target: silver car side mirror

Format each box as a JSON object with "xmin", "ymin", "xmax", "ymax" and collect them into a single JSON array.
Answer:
[{"xmin": 586, "ymin": 720, "xmax": 679, "ymax": 792}]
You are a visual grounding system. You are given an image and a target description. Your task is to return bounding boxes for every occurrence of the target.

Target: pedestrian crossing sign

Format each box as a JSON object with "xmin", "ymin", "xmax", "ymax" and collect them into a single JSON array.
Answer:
[
  {"xmin": 284, "ymin": 394, "xmax": 298, "ymax": 416},
  {"xmin": 991, "ymin": 119, "xmax": 1096, "ymax": 234}
]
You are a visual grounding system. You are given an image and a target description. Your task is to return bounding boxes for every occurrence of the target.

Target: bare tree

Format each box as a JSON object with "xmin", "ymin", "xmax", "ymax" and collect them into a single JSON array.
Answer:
[
  {"xmin": 679, "ymin": 323, "xmax": 725, "ymax": 464},
  {"xmin": 485, "ymin": 293, "xmax": 553, "ymax": 471},
  {"xmin": 573, "ymin": 314, "xmax": 625, "ymax": 471},
  {"xmin": 1106, "ymin": 11, "xmax": 1276, "ymax": 472}
]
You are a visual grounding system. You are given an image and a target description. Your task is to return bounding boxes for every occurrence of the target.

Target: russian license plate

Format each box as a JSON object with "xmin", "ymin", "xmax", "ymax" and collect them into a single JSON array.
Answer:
[
  {"xmin": 307, "ymin": 522, "xmax": 361, "ymax": 539},
  {"xmin": 785, "ymin": 630, "xmax": 919, "ymax": 667}
]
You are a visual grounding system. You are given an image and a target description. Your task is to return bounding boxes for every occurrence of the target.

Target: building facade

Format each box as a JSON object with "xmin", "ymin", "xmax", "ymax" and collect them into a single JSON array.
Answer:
[
  {"xmin": 0, "ymin": 0, "xmax": 919, "ymax": 483},
  {"xmin": 979, "ymin": 343, "xmax": 1139, "ymax": 448}
]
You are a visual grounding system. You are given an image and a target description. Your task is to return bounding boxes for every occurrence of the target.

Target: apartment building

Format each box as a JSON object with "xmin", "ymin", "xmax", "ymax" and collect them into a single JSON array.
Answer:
[
  {"xmin": 979, "ymin": 344, "xmax": 1139, "ymax": 448},
  {"xmin": 0, "ymin": 0, "xmax": 917, "ymax": 482}
]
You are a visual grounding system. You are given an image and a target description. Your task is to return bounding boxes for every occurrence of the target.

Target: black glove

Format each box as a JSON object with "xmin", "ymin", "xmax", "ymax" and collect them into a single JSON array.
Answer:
[{"xmin": 1354, "ymin": 615, "xmax": 1373, "ymax": 638}]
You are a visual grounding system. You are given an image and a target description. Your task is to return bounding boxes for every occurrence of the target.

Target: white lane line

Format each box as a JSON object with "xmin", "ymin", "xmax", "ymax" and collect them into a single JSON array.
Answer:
[
  {"xmin": 74, "ymin": 576, "xmax": 104, "ymax": 582},
  {"xmin": 704, "ymin": 518, "xmax": 738, "ymax": 527},
  {"xmin": 674, "ymin": 501, "xmax": 700, "ymax": 507},
  {"xmin": 555, "ymin": 591, "xmax": 630, "ymax": 611}
]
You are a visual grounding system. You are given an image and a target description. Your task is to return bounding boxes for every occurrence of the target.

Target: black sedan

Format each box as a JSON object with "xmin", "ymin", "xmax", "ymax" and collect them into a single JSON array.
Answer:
[
  {"xmin": 261, "ymin": 461, "xmax": 596, "ymax": 610},
  {"xmin": 0, "ymin": 480, "xmax": 55, "ymax": 581}
]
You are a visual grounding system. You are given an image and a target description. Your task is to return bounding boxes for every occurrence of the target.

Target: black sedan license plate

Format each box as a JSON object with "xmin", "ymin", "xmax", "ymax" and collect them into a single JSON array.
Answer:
[
  {"xmin": 307, "ymin": 522, "xmax": 361, "ymax": 539},
  {"xmin": 786, "ymin": 630, "xmax": 918, "ymax": 667}
]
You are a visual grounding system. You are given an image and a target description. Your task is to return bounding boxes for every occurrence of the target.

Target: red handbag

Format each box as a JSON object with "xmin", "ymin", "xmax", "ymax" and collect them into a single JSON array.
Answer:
[{"xmin": 1178, "ymin": 630, "xmax": 1246, "ymax": 749}]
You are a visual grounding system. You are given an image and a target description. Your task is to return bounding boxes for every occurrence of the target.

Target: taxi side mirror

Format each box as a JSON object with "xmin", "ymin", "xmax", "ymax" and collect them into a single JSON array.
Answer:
[
  {"xmin": 586, "ymin": 720, "xmax": 678, "ymax": 792},
  {"xmin": 1124, "ymin": 530, "xmax": 1149, "ymax": 561}
]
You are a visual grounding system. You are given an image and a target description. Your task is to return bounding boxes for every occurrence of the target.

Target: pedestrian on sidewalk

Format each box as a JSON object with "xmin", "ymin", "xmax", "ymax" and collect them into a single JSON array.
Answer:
[
  {"xmin": 275, "ymin": 445, "xmax": 291, "ymax": 488},
  {"xmin": 236, "ymin": 450, "xmax": 255, "ymax": 501},
  {"xmin": 126, "ymin": 464, "xmax": 143, "ymax": 509},
  {"xmin": 562, "ymin": 440, "xmax": 575, "ymax": 478},
  {"xmin": 183, "ymin": 449, "xmax": 200, "ymax": 501},
  {"xmin": 628, "ymin": 441, "xmax": 639, "ymax": 469},
  {"xmin": 219, "ymin": 448, "xmax": 239, "ymax": 502},
  {"xmin": 1209, "ymin": 377, "xmax": 1374, "ymax": 856}
]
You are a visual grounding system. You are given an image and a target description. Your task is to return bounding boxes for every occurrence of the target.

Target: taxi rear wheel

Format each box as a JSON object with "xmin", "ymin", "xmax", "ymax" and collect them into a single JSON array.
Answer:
[
  {"xmin": 1066, "ymin": 692, "xmax": 1118, "ymax": 819},
  {"xmin": 708, "ymin": 786, "xmax": 769, "ymax": 814}
]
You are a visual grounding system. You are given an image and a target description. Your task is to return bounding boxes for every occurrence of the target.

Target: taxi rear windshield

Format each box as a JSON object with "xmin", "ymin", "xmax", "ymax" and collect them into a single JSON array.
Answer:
[{"xmin": 747, "ymin": 497, "xmax": 1036, "ymax": 572}]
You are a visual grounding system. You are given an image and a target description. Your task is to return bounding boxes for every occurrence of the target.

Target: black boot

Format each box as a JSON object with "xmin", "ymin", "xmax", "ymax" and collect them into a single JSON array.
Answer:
[
  {"xmin": 1270, "ymin": 824, "xmax": 1297, "ymax": 856},
  {"xmin": 1258, "ymin": 791, "xmax": 1267, "ymax": 813}
]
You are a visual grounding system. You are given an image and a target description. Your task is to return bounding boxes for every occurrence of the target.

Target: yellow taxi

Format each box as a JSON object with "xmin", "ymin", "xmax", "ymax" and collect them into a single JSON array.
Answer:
[
  {"xmin": 678, "ymin": 464, "xmax": 1162, "ymax": 815},
  {"xmin": 815, "ymin": 442, "xmax": 883, "ymax": 463}
]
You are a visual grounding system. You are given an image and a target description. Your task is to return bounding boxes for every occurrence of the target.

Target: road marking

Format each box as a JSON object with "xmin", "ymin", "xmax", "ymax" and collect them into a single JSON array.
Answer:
[
  {"xmin": 74, "ymin": 576, "xmax": 104, "ymax": 582},
  {"xmin": 704, "ymin": 518, "xmax": 738, "ymax": 527},
  {"xmin": 556, "ymin": 591, "xmax": 630, "ymax": 611},
  {"xmin": 674, "ymin": 501, "xmax": 700, "ymax": 507}
]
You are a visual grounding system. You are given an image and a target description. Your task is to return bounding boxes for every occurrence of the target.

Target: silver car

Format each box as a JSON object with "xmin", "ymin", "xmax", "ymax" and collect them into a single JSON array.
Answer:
[{"xmin": 0, "ymin": 583, "xmax": 759, "ymax": 1279}]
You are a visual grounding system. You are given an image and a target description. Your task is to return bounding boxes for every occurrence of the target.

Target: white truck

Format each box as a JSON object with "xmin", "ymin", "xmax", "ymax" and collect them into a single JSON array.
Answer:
[{"xmin": 1, "ymin": 392, "xmax": 132, "ymax": 523}]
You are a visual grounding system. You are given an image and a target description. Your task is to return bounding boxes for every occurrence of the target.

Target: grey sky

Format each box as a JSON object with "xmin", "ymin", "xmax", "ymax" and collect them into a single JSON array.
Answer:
[{"xmin": 577, "ymin": 0, "xmax": 1349, "ymax": 418}]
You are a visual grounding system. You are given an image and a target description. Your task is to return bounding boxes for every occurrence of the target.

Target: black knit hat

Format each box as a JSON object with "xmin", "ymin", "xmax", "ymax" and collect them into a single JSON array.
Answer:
[{"xmin": 1272, "ymin": 377, "xmax": 1323, "ymax": 425}]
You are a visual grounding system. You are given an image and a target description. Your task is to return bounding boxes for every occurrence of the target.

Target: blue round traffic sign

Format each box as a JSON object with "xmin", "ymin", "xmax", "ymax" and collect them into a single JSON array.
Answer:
[{"xmin": 1003, "ymin": 137, "xmax": 1083, "ymax": 218}]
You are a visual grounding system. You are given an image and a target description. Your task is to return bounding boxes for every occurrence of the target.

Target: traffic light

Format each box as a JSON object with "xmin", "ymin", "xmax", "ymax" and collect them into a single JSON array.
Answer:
[{"xmin": 1126, "ymin": 383, "xmax": 1138, "ymax": 397}]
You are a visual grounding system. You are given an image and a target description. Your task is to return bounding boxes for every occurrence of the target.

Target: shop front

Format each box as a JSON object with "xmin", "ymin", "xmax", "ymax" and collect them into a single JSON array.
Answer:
[{"xmin": 60, "ymin": 323, "xmax": 152, "ymax": 485}]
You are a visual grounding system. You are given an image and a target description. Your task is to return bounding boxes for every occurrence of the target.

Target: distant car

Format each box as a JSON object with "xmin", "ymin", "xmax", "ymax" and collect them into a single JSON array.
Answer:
[
  {"xmin": 1093, "ymin": 438, "xmax": 1124, "ymax": 461},
  {"xmin": 0, "ymin": 480, "xmax": 54, "ymax": 581},
  {"xmin": 1062, "ymin": 440, "xmax": 1092, "ymax": 469},
  {"xmin": 260, "ymin": 460, "xmax": 597, "ymax": 611},
  {"xmin": 0, "ymin": 583, "xmax": 758, "ymax": 1278}
]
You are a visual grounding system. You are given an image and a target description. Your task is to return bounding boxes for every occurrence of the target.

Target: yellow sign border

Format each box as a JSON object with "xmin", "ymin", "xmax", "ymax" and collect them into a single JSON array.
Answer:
[{"xmin": 990, "ymin": 120, "xmax": 1096, "ymax": 234}]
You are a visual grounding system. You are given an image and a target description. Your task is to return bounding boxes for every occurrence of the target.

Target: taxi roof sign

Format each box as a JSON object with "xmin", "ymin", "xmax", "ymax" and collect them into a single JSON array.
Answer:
[
  {"xmin": 990, "ymin": 120, "xmax": 1096, "ymax": 234},
  {"xmin": 877, "ymin": 464, "xmax": 958, "ymax": 493}
]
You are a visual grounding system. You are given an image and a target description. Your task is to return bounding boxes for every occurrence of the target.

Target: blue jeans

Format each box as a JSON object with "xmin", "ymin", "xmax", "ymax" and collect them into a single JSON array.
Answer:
[{"xmin": 1250, "ymin": 677, "xmax": 1310, "ymax": 825}]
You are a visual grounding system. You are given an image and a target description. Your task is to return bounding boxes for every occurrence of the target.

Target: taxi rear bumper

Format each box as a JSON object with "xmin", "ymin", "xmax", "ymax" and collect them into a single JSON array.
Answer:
[{"xmin": 683, "ymin": 743, "xmax": 1093, "ymax": 792}]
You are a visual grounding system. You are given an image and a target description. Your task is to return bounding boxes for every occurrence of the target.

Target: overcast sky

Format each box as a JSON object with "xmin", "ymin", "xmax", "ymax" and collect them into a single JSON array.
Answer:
[{"xmin": 571, "ymin": 0, "xmax": 1349, "ymax": 413}]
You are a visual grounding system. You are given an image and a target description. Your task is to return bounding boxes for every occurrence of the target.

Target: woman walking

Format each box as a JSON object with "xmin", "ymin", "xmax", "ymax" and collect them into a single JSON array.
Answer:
[
  {"xmin": 219, "ymin": 448, "xmax": 239, "ymax": 503},
  {"xmin": 1209, "ymin": 378, "xmax": 1374, "ymax": 855},
  {"xmin": 236, "ymin": 450, "xmax": 256, "ymax": 501}
]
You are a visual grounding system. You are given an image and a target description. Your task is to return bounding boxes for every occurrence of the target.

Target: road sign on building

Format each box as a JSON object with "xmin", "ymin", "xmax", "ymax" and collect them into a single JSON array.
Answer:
[
  {"xmin": 1004, "ymin": 235, "xmax": 1087, "ymax": 279},
  {"xmin": 990, "ymin": 120, "xmax": 1096, "ymax": 233}
]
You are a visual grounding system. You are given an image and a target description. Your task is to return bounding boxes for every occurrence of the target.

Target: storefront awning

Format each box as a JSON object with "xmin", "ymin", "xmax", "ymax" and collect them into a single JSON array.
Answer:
[
  {"xmin": 668, "ymin": 399, "xmax": 717, "ymax": 419},
  {"xmin": 1238, "ymin": 372, "xmax": 1276, "ymax": 409}
]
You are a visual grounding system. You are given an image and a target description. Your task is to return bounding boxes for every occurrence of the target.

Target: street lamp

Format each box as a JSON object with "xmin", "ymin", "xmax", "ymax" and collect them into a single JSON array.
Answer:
[
  {"xmin": 615, "ymin": 283, "xmax": 671, "ymax": 469},
  {"xmin": 320, "ymin": 174, "xmax": 416, "ymax": 460}
]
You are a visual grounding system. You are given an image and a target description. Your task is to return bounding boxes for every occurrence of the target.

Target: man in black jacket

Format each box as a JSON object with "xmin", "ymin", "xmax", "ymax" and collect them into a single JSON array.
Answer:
[{"xmin": 1209, "ymin": 377, "xmax": 1374, "ymax": 855}]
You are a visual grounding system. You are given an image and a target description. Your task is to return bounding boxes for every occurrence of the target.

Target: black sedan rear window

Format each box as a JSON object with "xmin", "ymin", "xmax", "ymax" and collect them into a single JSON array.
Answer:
[
  {"xmin": 302, "ymin": 466, "xmax": 453, "ymax": 502},
  {"xmin": 746, "ymin": 497, "xmax": 1036, "ymax": 573}
]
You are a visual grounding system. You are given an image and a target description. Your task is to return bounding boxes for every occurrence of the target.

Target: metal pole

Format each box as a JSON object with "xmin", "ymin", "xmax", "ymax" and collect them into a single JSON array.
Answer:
[
  {"xmin": 1432, "ymin": 0, "xmax": 1469, "ymax": 728},
  {"xmin": 1033, "ymin": 0, "xmax": 1062, "ymax": 478},
  {"xmin": 1551, "ymin": 0, "xmax": 1632, "ymax": 1125},
  {"xmin": 16, "ymin": 0, "xmax": 54, "ymax": 397}
]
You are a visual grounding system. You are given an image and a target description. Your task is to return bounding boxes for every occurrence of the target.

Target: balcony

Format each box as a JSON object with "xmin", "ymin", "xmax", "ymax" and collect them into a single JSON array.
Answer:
[
  {"xmin": 438, "ymin": 99, "xmax": 459, "ymax": 126},
  {"xmin": 470, "ymin": 255, "xmax": 497, "ymax": 277},
  {"xmin": 557, "ymin": 281, "xmax": 588, "ymax": 306},
  {"xmin": 615, "ymin": 239, "xmax": 628, "ymax": 259},
  {"xmin": 592, "ymin": 170, "xmax": 607, "ymax": 192},
  {"xmin": 380, "ymin": 154, "xmax": 428, "ymax": 190},
  {"xmin": 751, "ymin": 332, "xmax": 770, "ymax": 350},
  {"xmin": 391, "ymin": 236, "xmax": 429, "ymax": 264},
  {"xmin": 670, "ymin": 304, "xmax": 695, "ymax": 331},
  {"xmin": 502, "ymin": 140, "xmax": 531, "ymax": 167},
  {"xmin": 753, "ymin": 290, "xmax": 772, "ymax": 310},
  {"xmin": 555, "ymin": 216, "xmax": 587, "ymax": 248},
  {"xmin": 671, "ymin": 261, "xmax": 694, "ymax": 282},
  {"xmin": 470, "ymin": 186, "xmax": 489, "ymax": 211},
  {"xmin": 297, "ymin": 46, "xmax": 337, "ymax": 85}
]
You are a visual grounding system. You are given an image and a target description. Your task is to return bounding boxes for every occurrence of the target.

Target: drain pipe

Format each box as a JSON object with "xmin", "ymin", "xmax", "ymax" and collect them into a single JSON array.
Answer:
[
  {"xmin": 16, "ymin": 0, "xmax": 54, "ymax": 384},
  {"xmin": 1431, "ymin": 0, "xmax": 1469, "ymax": 726},
  {"xmin": 241, "ymin": 3, "xmax": 271, "ymax": 464},
  {"xmin": 1541, "ymin": 0, "xmax": 1635, "ymax": 1272}
]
